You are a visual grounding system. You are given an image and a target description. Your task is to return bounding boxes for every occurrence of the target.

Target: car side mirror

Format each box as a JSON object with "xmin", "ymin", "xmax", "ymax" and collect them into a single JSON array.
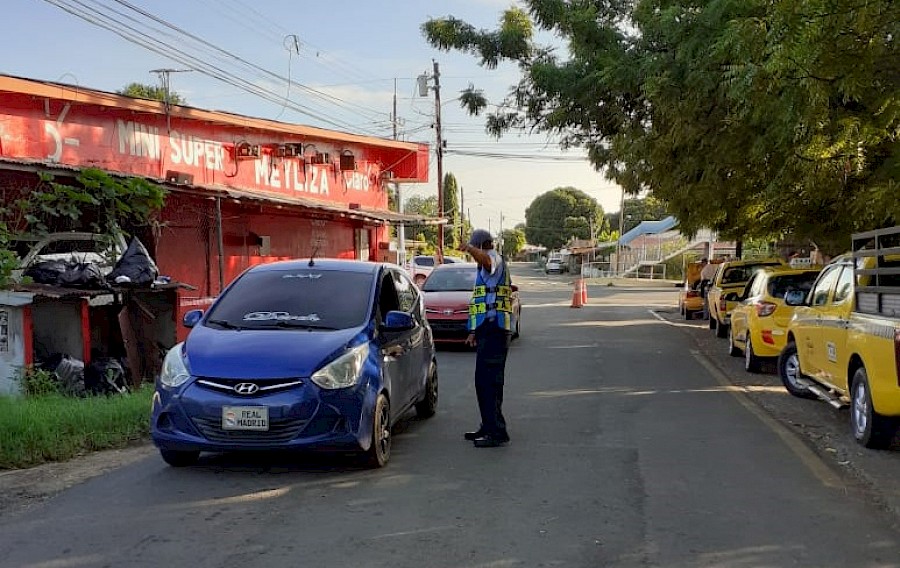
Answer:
[
  {"xmin": 183, "ymin": 309, "xmax": 204, "ymax": 328},
  {"xmin": 383, "ymin": 310, "xmax": 415, "ymax": 331},
  {"xmin": 784, "ymin": 290, "xmax": 806, "ymax": 306}
]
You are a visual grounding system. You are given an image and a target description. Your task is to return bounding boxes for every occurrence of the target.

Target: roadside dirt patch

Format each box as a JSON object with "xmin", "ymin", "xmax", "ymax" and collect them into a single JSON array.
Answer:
[{"xmin": 0, "ymin": 442, "xmax": 155, "ymax": 519}]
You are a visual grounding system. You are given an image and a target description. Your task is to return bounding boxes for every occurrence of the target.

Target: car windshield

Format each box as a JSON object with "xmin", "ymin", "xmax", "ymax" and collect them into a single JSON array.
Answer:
[
  {"xmin": 721, "ymin": 263, "xmax": 782, "ymax": 285},
  {"xmin": 204, "ymin": 268, "xmax": 373, "ymax": 330},
  {"xmin": 422, "ymin": 267, "xmax": 476, "ymax": 292},
  {"xmin": 768, "ymin": 272, "xmax": 819, "ymax": 299}
]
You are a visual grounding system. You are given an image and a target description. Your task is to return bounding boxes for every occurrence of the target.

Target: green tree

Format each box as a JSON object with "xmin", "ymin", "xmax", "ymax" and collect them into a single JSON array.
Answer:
[
  {"xmin": 500, "ymin": 228, "xmax": 526, "ymax": 258},
  {"xmin": 605, "ymin": 196, "xmax": 671, "ymax": 235},
  {"xmin": 404, "ymin": 195, "xmax": 438, "ymax": 252},
  {"xmin": 524, "ymin": 187, "xmax": 602, "ymax": 249},
  {"xmin": 118, "ymin": 82, "xmax": 186, "ymax": 105},
  {"xmin": 423, "ymin": 1, "xmax": 899, "ymax": 255},
  {"xmin": 442, "ymin": 173, "xmax": 461, "ymax": 251}
]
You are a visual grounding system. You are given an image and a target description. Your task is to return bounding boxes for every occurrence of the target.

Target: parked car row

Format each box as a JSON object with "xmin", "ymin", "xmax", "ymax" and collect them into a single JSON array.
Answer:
[{"xmin": 691, "ymin": 227, "xmax": 900, "ymax": 450}]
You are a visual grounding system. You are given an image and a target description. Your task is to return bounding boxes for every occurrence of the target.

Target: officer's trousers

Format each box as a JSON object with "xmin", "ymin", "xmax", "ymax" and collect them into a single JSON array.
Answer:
[{"xmin": 474, "ymin": 321, "xmax": 511, "ymax": 440}]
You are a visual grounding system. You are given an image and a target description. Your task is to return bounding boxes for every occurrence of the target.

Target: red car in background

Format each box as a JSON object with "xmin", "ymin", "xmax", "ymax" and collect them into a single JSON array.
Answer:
[{"xmin": 421, "ymin": 262, "xmax": 521, "ymax": 344}]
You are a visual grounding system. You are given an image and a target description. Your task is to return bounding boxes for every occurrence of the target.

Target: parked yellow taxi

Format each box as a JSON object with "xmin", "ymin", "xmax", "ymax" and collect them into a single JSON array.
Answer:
[
  {"xmin": 677, "ymin": 260, "xmax": 706, "ymax": 319},
  {"xmin": 707, "ymin": 258, "xmax": 788, "ymax": 338},
  {"xmin": 727, "ymin": 266, "xmax": 821, "ymax": 372}
]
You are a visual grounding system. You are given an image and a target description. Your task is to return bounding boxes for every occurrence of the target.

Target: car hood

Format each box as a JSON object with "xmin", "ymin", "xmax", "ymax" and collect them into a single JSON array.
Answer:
[
  {"xmin": 424, "ymin": 290, "xmax": 472, "ymax": 308},
  {"xmin": 185, "ymin": 324, "xmax": 364, "ymax": 379}
]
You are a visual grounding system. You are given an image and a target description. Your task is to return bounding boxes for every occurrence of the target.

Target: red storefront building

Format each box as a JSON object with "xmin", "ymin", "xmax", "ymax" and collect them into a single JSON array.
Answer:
[{"xmin": 0, "ymin": 75, "xmax": 431, "ymax": 388}]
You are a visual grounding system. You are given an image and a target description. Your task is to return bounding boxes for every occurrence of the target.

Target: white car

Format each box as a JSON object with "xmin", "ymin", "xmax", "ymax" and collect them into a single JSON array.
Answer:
[
  {"xmin": 545, "ymin": 259, "xmax": 564, "ymax": 274},
  {"xmin": 409, "ymin": 255, "xmax": 465, "ymax": 286}
]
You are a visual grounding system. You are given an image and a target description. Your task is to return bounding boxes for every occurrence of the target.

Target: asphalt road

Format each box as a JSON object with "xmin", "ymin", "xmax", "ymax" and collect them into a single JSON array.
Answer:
[{"xmin": 1, "ymin": 264, "xmax": 899, "ymax": 567}]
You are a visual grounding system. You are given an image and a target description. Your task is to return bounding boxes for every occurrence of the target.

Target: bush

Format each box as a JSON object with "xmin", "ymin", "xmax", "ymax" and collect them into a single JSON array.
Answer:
[{"xmin": 15, "ymin": 366, "xmax": 62, "ymax": 397}]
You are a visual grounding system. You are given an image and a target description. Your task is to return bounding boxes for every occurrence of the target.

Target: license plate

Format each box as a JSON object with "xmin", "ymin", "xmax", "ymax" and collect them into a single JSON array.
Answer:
[{"xmin": 222, "ymin": 406, "xmax": 269, "ymax": 431}]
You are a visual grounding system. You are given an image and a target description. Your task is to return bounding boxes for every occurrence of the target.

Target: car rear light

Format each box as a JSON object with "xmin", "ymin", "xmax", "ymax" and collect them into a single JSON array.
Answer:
[
  {"xmin": 686, "ymin": 291, "xmax": 699, "ymax": 298},
  {"xmin": 761, "ymin": 330, "xmax": 775, "ymax": 345},
  {"xmin": 719, "ymin": 298, "xmax": 727, "ymax": 312},
  {"xmin": 755, "ymin": 302, "xmax": 777, "ymax": 317}
]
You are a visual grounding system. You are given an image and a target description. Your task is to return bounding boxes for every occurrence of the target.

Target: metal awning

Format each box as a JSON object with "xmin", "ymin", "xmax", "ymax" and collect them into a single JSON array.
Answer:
[{"xmin": 0, "ymin": 157, "xmax": 445, "ymax": 226}]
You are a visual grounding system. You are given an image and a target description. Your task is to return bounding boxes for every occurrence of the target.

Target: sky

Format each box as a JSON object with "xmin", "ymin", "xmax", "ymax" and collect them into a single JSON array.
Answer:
[{"xmin": 2, "ymin": 0, "xmax": 625, "ymax": 236}]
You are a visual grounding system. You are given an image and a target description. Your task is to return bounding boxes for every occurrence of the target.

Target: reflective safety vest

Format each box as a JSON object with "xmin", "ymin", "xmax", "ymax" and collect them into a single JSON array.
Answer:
[{"xmin": 468, "ymin": 260, "xmax": 513, "ymax": 331}]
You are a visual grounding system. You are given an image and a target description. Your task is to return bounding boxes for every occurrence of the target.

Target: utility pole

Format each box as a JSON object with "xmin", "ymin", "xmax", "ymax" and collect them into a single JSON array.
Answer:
[
  {"xmin": 433, "ymin": 60, "xmax": 445, "ymax": 262},
  {"xmin": 418, "ymin": 62, "xmax": 445, "ymax": 261},
  {"xmin": 616, "ymin": 188, "xmax": 626, "ymax": 276},
  {"xmin": 392, "ymin": 78, "xmax": 398, "ymax": 141},
  {"xmin": 150, "ymin": 68, "xmax": 190, "ymax": 131}
]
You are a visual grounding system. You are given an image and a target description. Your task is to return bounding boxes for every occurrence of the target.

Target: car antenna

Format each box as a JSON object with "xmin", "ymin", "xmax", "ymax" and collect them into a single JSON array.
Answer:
[{"xmin": 308, "ymin": 246, "xmax": 319, "ymax": 267}]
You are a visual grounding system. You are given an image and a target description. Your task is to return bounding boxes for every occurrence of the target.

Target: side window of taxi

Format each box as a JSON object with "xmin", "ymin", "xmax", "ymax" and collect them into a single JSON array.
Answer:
[
  {"xmin": 832, "ymin": 267, "xmax": 854, "ymax": 304},
  {"xmin": 393, "ymin": 270, "xmax": 419, "ymax": 314},
  {"xmin": 811, "ymin": 266, "xmax": 842, "ymax": 306}
]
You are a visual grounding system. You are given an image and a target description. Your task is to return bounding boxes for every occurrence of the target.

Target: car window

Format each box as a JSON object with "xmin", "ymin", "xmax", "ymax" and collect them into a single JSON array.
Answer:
[
  {"xmin": 415, "ymin": 257, "xmax": 435, "ymax": 267},
  {"xmin": 768, "ymin": 272, "xmax": 819, "ymax": 299},
  {"xmin": 205, "ymin": 268, "xmax": 373, "ymax": 330},
  {"xmin": 422, "ymin": 267, "xmax": 476, "ymax": 292},
  {"xmin": 392, "ymin": 270, "xmax": 419, "ymax": 312},
  {"xmin": 833, "ymin": 267, "xmax": 854, "ymax": 304},
  {"xmin": 720, "ymin": 262, "xmax": 781, "ymax": 285},
  {"xmin": 810, "ymin": 265, "xmax": 842, "ymax": 306}
]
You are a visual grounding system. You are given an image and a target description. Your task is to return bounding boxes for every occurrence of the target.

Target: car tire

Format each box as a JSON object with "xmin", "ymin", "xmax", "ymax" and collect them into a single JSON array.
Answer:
[
  {"xmin": 728, "ymin": 326, "xmax": 741, "ymax": 357},
  {"xmin": 709, "ymin": 313, "xmax": 717, "ymax": 330},
  {"xmin": 513, "ymin": 313, "xmax": 521, "ymax": 339},
  {"xmin": 715, "ymin": 320, "xmax": 728, "ymax": 338},
  {"xmin": 159, "ymin": 449, "xmax": 200, "ymax": 467},
  {"xmin": 415, "ymin": 362, "xmax": 438, "ymax": 419},
  {"xmin": 851, "ymin": 367, "xmax": 898, "ymax": 449},
  {"xmin": 777, "ymin": 341, "xmax": 815, "ymax": 399},
  {"xmin": 744, "ymin": 337, "xmax": 762, "ymax": 373},
  {"xmin": 364, "ymin": 393, "xmax": 391, "ymax": 468}
]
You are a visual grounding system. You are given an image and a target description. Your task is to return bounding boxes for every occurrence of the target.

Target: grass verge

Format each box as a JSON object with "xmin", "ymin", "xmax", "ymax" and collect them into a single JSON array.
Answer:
[{"xmin": 0, "ymin": 386, "xmax": 153, "ymax": 469}]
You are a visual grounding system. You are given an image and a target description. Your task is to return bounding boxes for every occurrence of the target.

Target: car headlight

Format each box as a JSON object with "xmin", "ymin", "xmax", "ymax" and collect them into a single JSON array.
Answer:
[
  {"xmin": 159, "ymin": 343, "xmax": 191, "ymax": 388},
  {"xmin": 311, "ymin": 343, "xmax": 369, "ymax": 390}
]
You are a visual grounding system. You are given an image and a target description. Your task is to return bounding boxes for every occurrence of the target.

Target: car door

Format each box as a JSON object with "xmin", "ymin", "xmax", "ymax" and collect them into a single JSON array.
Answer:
[
  {"xmin": 732, "ymin": 274, "xmax": 763, "ymax": 346},
  {"xmin": 376, "ymin": 270, "xmax": 415, "ymax": 417},
  {"xmin": 817, "ymin": 265, "xmax": 855, "ymax": 389},
  {"xmin": 799, "ymin": 264, "xmax": 843, "ymax": 380},
  {"xmin": 392, "ymin": 269, "xmax": 428, "ymax": 407}
]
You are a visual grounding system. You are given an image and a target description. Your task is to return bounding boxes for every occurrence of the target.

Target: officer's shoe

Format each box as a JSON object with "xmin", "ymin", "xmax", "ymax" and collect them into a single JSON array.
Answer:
[
  {"xmin": 464, "ymin": 430, "xmax": 485, "ymax": 441},
  {"xmin": 473, "ymin": 435, "xmax": 507, "ymax": 448}
]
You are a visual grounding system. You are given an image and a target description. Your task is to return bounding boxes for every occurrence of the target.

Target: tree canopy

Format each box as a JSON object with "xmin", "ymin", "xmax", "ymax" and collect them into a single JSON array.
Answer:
[
  {"xmin": 423, "ymin": 0, "xmax": 899, "ymax": 253},
  {"xmin": 500, "ymin": 227, "xmax": 527, "ymax": 257},
  {"xmin": 118, "ymin": 82, "xmax": 186, "ymax": 105},
  {"xmin": 524, "ymin": 187, "xmax": 603, "ymax": 249}
]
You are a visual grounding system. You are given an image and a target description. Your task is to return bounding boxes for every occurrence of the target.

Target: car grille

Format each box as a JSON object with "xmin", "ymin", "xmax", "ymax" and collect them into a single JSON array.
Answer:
[
  {"xmin": 192, "ymin": 416, "xmax": 310, "ymax": 444},
  {"xmin": 429, "ymin": 321, "xmax": 468, "ymax": 333},
  {"xmin": 195, "ymin": 377, "xmax": 303, "ymax": 397}
]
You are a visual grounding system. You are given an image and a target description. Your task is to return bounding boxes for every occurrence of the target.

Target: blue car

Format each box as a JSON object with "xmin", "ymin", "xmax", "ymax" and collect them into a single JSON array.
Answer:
[{"xmin": 151, "ymin": 259, "xmax": 438, "ymax": 468}]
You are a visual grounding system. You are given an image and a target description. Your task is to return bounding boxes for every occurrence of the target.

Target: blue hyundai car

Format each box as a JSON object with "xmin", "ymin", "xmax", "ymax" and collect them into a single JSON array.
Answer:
[{"xmin": 151, "ymin": 259, "xmax": 438, "ymax": 468}]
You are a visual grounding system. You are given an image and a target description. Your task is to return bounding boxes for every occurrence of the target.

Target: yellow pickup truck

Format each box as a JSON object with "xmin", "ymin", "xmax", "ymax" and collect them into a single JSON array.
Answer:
[
  {"xmin": 778, "ymin": 226, "xmax": 900, "ymax": 449},
  {"xmin": 707, "ymin": 258, "xmax": 787, "ymax": 338}
]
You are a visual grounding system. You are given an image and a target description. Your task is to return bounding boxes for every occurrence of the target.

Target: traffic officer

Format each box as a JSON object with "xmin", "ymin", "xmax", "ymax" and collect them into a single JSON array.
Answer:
[{"xmin": 461, "ymin": 229, "xmax": 513, "ymax": 448}]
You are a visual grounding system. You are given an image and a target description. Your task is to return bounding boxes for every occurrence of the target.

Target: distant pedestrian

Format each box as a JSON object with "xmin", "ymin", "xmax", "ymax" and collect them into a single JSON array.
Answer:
[{"xmin": 461, "ymin": 229, "xmax": 512, "ymax": 448}]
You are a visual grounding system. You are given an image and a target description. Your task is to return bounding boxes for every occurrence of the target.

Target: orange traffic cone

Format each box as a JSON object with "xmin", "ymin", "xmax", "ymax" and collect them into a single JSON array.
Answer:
[
  {"xmin": 581, "ymin": 278, "xmax": 588, "ymax": 303},
  {"xmin": 570, "ymin": 278, "xmax": 584, "ymax": 308}
]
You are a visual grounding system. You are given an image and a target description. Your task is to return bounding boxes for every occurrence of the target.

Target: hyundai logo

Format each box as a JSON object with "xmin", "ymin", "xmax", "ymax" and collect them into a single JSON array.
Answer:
[
  {"xmin": 233, "ymin": 383, "xmax": 259, "ymax": 395},
  {"xmin": 443, "ymin": 309, "xmax": 454, "ymax": 315}
]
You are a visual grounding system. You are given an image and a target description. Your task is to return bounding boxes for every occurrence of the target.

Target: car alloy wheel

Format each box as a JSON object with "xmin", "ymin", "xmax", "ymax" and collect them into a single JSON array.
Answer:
[
  {"xmin": 744, "ymin": 337, "xmax": 761, "ymax": 373},
  {"xmin": 777, "ymin": 342, "xmax": 815, "ymax": 399},
  {"xmin": 415, "ymin": 362, "xmax": 438, "ymax": 419},
  {"xmin": 851, "ymin": 367, "xmax": 898, "ymax": 449},
  {"xmin": 365, "ymin": 393, "xmax": 391, "ymax": 467}
]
